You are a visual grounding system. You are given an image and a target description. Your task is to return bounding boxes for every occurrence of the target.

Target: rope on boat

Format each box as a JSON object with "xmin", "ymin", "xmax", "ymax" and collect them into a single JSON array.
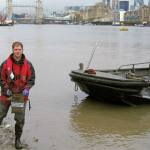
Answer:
[
  {"xmin": 74, "ymin": 83, "xmax": 78, "ymax": 91},
  {"xmin": 74, "ymin": 94, "xmax": 79, "ymax": 105}
]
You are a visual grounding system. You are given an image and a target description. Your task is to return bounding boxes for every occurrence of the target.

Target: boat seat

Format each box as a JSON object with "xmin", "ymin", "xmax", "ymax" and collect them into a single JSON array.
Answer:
[
  {"xmin": 125, "ymin": 71, "xmax": 142, "ymax": 80},
  {"xmin": 125, "ymin": 71, "xmax": 150, "ymax": 80}
]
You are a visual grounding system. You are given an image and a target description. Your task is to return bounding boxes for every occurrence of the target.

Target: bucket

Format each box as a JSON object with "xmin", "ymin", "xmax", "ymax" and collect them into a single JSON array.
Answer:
[{"xmin": 11, "ymin": 94, "xmax": 25, "ymax": 113}]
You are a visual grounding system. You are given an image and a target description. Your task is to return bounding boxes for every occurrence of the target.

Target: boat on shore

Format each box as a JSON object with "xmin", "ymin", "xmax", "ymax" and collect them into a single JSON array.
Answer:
[
  {"xmin": 0, "ymin": 19, "xmax": 14, "ymax": 26},
  {"xmin": 70, "ymin": 62, "xmax": 150, "ymax": 104},
  {"xmin": 0, "ymin": 23, "xmax": 13, "ymax": 26}
]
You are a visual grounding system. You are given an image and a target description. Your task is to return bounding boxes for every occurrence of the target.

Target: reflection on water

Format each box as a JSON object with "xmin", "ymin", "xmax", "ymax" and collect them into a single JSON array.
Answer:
[
  {"xmin": 70, "ymin": 96, "xmax": 150, "ymax": 139},
  {"xmin": 70, "ymin": 97, "xmax": 150, "ymax": 149}
]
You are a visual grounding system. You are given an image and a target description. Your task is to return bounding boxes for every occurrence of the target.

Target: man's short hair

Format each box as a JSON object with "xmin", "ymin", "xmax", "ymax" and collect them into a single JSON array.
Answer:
[{"xmin": 12, "ymin": 41, "xmax": 23, "ymax": 49}]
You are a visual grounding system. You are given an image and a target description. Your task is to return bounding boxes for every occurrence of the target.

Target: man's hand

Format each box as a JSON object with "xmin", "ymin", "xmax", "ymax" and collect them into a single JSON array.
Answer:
[
  {"xmin": 6, "ymin": 89, "xmax": 12, "ymax": 96},
  {"xmin": 23, "ymin": 88, "xmax": 29, "ymax": 97}
]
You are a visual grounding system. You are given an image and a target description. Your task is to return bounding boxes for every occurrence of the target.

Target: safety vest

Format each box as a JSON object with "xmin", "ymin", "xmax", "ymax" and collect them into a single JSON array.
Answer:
[{"xmin": 6, "ymin": 56, "xmax": 28, "ymax": 93}]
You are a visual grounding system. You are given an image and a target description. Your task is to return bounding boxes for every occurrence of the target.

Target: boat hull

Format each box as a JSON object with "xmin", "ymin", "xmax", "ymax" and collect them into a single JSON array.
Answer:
[{"xmin": 70, "ymin": 69, "xmax": 150, "ymax": 103}]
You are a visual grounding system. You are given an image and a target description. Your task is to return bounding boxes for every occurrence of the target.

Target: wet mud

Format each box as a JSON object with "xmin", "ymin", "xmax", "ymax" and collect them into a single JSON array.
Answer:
[{"xmin": 0, "ymin": 123, "xmax": 29, "ymax": 150}]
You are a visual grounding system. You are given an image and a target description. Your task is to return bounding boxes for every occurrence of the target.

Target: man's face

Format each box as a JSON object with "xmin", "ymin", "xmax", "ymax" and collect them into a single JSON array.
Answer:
[{"xmin": 13, "ymin": 45, "xmax": 23, "ymax": 59}]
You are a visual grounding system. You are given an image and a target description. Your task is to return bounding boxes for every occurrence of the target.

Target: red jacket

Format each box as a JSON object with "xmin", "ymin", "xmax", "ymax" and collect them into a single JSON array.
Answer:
[{"xmin": 0, "ymin": 54, "xmax": 35, "ymax": 106}]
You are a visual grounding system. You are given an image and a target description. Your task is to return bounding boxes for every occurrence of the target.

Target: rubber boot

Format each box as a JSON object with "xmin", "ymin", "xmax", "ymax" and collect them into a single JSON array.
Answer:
[
  {"xmin": 0, "ymin": 118, "xmax": 3, "ymax": 125},
  {"xmin": 15, "ymin": 137, "xmax": 23, "ymax": 149},
  {"xmin": 15, "ymin": 125, "xmax": 24, "ymax": 149}
]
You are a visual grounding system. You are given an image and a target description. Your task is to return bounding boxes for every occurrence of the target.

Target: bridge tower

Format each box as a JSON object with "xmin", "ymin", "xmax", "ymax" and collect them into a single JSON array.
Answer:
[
  {"xmin": 6, "ymin": 0, "xmax": 13, "ymax": 19},
  {"xmin": 148, "ymin": 0, "xmax": 150, "ymax": 7},
  {"xmin": 35, "ymin": 0, "xmax": 43, "ymax": 24}
]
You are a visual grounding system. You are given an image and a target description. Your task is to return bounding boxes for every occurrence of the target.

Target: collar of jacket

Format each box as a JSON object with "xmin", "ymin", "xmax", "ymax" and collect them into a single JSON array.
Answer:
[{"xmin": 10, "ymin": 53, "xmax": 25, "ymax": 65}]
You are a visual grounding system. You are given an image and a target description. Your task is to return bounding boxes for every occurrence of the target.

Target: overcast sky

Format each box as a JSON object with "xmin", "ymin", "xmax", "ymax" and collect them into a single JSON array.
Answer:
[
  {"xmin": 43, "ymin": 0, "xmax": 148, "ymax": 9},
  {"xmin": 0, "ymin": 0, "xmax": 100, "ymax": 11},
  {"xmin": 43, "ymin": 0, "xmax": 100, "ymax": 11},
  {"xmin": 0, "ymin": 0, "xmax": 149, "ymax": 11}
]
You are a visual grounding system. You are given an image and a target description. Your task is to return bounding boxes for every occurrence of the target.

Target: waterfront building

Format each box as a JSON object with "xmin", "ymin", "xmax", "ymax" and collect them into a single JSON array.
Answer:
[
  {"xmin": 82, "ymin": 2, "xmax": 112, "ymax": 23},
  {"xmin": 107, "ymin": 0, "xmax": 111, "ymax": 7},
  {"xmin": 130, "ymin": 5, "xmax": 135, "ymax": 11},
  {"xmin": 112, "ymin": 0, "xmax": 119, "ymax": 10},
  {"xmin": 119, "ymin": 0, "xmax": 129, "ymax": 11},
  {"xmin": 102, "ymin": 0, "xmax": 111, "ymax": 7},
  {"xmin": 119, "ymin": 10, "xmax": 126, "ymax": 21},
  {"xmin": 124, "ymin": 10, "xmax": 139, "ymax": 22},
  {"xmin": 112, "ymin": 11, "xmax": 120, "ymax": 25},
  {"xmin": 95, "ymin": 3, "xmax": 112, "ymax": 22},
  {"xmin": 82, "ymin": 6, "xmax": 90, "ymax": 21},
  {"xmin": 124, "ymin": 5, "xmax": 150, "ymax": 25},
  {"xmin": 137, "ymin": 5, "xmax": 150, "ymax": 23},
  {"xmin": 67, "ymin": 11, "xmax": 82, "ymax": 23}
]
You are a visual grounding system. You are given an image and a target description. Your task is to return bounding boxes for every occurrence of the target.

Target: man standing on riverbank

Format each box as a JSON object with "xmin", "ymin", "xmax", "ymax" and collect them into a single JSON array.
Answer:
[{"xmin": 0, "ymin": 41, "xmax": 35, "ymax": 149}]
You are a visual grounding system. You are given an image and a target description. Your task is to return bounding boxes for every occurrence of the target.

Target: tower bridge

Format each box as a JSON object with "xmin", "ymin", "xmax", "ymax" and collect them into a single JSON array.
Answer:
[
  {"xmin": 1, "ymin": 0, "xmax": 71, "ymax": 24},
  {"xmin": 6, "ymin": 0, "xmax": 43, "ymax": 23}
]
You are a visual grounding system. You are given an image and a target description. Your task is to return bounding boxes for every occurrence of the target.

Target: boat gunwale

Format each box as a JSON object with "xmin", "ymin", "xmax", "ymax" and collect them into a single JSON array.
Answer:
[
  {"xmin": 70, "ymin": 69, "xmax": 150, "ymax": 88},
  {"xmin": 71, "ymin": 69, "xmax": 149, "ymax": 81}
]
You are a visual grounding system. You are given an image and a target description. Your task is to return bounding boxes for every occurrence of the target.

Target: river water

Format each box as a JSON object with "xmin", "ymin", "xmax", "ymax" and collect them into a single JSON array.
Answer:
[{"xmin": 0, "ymin": 25, "xmax": 150, "ymax": 150}]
